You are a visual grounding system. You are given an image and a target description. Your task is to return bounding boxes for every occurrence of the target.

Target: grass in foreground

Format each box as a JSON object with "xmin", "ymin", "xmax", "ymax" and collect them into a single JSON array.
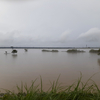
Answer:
[{"xmin": 1, "ymin": 74, "xmax": 100, "ymax": 100}]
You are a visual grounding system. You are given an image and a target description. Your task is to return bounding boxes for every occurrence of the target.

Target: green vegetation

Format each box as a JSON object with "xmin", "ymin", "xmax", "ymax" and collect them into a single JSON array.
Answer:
[
  {"xmin": 89, "ymin": 49, "xmax": 100, "ymax": 53},
  {"xmin": 11, "ymin": 50, "xmax": 17, "ymax": 53},
  {"xmin": 0, "ymin": 74, "xmax": 100, "ymax": 100},
  {"xmin": 67, "ymin": 49, "xmax": 85, "ymax": 53},
  {"xmin": 51, "ymin": 50, "xmax": 58, "ymax": 52},
  {"xmin": 42, "ymin": 50, "xmax": 58, "ymax": 52},
  {"xmin": 42, "ymin": 50, "xmax": 51, "ymax": 52}
]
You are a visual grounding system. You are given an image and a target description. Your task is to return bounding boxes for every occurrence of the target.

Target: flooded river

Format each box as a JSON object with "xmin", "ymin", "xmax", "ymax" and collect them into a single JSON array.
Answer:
[{"xmin": 0, "ymin": 49, "xmax": 100, "ymax": 92}]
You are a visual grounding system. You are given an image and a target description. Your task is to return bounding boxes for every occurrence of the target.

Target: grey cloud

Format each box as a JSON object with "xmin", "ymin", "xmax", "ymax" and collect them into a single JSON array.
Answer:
[
  {"xmin": 0, "ymin": 0, "xmax": 100, "ymax": 46},
  {"xmin": 0, "ymin": 30, "xmax": 42, "ymax": 46},
  {"xmin": 0, "ymin": 0, "xmax": 35, "ymax": 2}
]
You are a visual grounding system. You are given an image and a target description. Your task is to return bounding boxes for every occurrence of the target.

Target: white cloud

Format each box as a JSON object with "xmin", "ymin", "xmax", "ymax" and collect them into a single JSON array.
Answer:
[{"xmin": 78, "ymin": 28, "xmax": 100, "ymax": 42}]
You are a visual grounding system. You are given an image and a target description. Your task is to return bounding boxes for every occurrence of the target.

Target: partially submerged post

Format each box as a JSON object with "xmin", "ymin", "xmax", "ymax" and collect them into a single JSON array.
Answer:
[{"xmin": 24, "ymin": 49, "xmax": 28, "ymax": 52}]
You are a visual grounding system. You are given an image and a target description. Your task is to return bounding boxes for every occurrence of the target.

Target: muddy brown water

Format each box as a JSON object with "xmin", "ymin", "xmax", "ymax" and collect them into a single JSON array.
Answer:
[{"xmin": 0, "ymin": 49, "xmax": 100, "ymax": 92}]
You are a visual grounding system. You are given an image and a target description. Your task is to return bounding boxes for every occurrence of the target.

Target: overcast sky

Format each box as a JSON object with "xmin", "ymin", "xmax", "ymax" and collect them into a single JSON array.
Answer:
[{"xmin": 0, "ymin": 0, "xmax": 100, "ymax": 47}]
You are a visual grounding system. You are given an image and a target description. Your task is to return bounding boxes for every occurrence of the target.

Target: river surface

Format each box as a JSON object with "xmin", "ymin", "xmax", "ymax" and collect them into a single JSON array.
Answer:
[{"xmin": 0, "ymin": 49, "xmax": 100, "ymax": 92}]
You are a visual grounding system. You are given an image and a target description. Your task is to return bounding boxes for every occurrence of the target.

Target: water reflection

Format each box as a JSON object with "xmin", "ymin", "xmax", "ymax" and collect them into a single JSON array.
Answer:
[
  {"xmin": 98, "ymin": 59, "xmax": 100, "ymax": 66},
  {"xmin": 12, "ymin": 53, "xmax": 17, "ymax": 58}
]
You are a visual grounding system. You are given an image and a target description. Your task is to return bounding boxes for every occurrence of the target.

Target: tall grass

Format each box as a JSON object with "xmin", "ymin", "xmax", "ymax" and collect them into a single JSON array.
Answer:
[{"xmin": 1, "ymin": 73, "xmax": 100, "ymax": 100}]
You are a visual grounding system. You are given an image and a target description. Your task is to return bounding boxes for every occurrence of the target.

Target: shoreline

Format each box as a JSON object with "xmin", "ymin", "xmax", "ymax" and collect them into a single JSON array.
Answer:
[{"xmin": 0, "ymin": 47, "xmax": 100, "ymax": 49}]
